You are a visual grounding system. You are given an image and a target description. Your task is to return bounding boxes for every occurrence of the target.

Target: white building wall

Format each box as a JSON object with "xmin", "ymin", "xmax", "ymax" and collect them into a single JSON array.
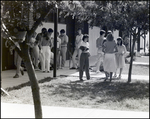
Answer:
[{"xmin": 89, "ymin": 26, "xmax": 100, "ymax": 56}]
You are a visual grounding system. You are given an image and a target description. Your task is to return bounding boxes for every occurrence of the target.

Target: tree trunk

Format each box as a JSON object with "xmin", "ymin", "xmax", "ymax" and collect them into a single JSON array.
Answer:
[
  {"xmin": 24, "ymin": 53, "xmax": 42, "ymax": 118},
  {"xmin": 21, "ymin": 42, "xmax": 42, "ymax": 118},
  {"xmin": 128, "ymin": 34, "xmax": 136, "ymax": 83}
]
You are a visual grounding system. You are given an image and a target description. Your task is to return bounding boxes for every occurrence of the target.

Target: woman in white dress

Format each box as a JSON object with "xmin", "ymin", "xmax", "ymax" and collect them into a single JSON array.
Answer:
[
  {"xmin": 114, "ymin": 37, "xmax": 127, "ymax": 79},
  {"xmin": 103, "ymin": 33, "xmax": 118, "ymax": 82}
]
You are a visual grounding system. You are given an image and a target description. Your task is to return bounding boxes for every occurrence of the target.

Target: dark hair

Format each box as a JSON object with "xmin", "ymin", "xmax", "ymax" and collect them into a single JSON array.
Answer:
[
  {"xmin": 77, "ymin": 28, "xmax": 82, "ymax": 31},
  {"xmin": 117, "ymin": 37, "xmax": 123, "ymax": 46},
  {"xmin": 42, "ymin": 28, "xmax": 47, "ymax": 33},
  {"xmin": 48, "ymin": 28, "xmax": 53, "ymax": 33},
  {"xmin": 60, "ymin": 29, "xmax": 65, "ymax": 33},
  {"xmin": 100, "ymin": 30, "xmax": 105, "ymax": 35},
  {"xmin": 82, "ymin": 34, "xmax": 89, "ymax": 42},
  {"xmin": 107, "ymin": 33, "xmax": 114, "ymax": 41}
]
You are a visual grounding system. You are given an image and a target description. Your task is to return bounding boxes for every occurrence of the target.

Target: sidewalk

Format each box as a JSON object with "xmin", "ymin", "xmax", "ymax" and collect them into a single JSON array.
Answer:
[
  {"xmin": 69, "ymin": 72, "xmax": 149, "ymax": 81},
  {"xmin": 1, "ymin": 103, "xmax": 149, "ymax": 118}
]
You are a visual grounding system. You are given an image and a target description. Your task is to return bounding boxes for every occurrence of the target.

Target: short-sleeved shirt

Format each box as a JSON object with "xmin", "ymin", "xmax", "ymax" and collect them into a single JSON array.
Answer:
[
  {"xmin": 80, "ymin": 41, "xmax": 89, "ymax": 53},
  {"xmin": 103, "ymin": 40, "xmax": 117, "ymax": 53},
  {"xmin": 75, "ymin": 34, "xmax": 83, "ymax": 49},
  {"xmin": 59, "ymin": 34, "xmax": 68, "ymax": 47},
  {"xmin": 96, "ymin": 37, "xmax": 104, "ymax": 53}
]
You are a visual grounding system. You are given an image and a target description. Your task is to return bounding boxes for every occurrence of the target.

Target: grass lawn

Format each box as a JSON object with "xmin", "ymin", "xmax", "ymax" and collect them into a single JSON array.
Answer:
[{"xmin": 1, "ymin": 76, "xmax": 149, "ymax": 112}]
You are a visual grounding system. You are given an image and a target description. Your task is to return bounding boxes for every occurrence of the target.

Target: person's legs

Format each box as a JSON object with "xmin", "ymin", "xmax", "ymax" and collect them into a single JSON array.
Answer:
[
  {"xmin": 56, "ymin": 49, "xmax": 60, "ymax": 69},
  {"xmin": 85, "ymin": 53, "xmax": 90, "ymax": 80},
  {"xmin": 113, "ymin": 68, "xmax": 117, "ymax": 78},
  {"xmin": 41, "ymin": 47, "xmax": 46, "ymax": 72},
  {"xmin": 78, "ymin": 49, "xmax": 82, "ymax": 68},
  {"xmin": 45, "ymin": 46, "xmax": 51, "ymax": 72},
  {"xmin": 33, "ymin": 45, "xmax": 39, "ymax": 69},
  {"xmin": 118, "ymin": 68, "xmax": 123, "ymax": 79},
  {"xmin": 110, "ymin": 72, "xmax": 113, "ymax": 82},
  {"xmin": 72, "ymin": 49, "xmax": 78, "ymax": 68},
  {"xmin": 13, "ymin": 52, "xmax": 23, "ymax": 78},
  {"xmin": 61, "ymin": 47, "xmax": 67, "ymax": 68},
  {"xmin": 79, "ymin": 53, "xmax": 84, "ymax": 81}
]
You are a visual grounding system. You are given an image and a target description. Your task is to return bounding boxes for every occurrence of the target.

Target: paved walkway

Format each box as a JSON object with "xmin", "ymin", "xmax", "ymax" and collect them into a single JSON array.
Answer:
[
  {"xmin": 1, "ymin": 56, "xmax": 149, "ymax": 89},
  {"xmin": 1, "ymin": 103, "xmax": 149, "ymax": 118}
]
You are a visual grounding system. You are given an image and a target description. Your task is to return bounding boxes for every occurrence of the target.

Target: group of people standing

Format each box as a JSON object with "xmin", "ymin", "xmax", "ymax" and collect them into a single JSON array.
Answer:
[
  {"xmin": 12, "ymin": 28, "xmax": 69, "ymax": 78},
  {"xmin": 30, "ymin": 28, "xmax": 68, "ymax": 73},
  {"xmin": 12, "ymin": 27, "xmax": 127, "ymax": 82},
  {"xmin": 70, "ymin": 29, "xmax": 127, "ymax": 82}
]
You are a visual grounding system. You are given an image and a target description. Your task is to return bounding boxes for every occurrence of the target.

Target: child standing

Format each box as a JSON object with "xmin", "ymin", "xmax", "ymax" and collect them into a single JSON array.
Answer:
[
  {"xmin": 79, "ymin": 34, "xmax": 90, "ymax": 81},
  {"xmin": 114, "ymin": 37, "xmax": 127, "ymax": 79}
]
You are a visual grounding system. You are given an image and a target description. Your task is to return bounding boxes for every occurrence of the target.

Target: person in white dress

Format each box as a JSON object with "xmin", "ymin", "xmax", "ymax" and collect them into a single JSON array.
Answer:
[{"xmin": 113, "ymin": 37, "xmax": 127, "ymax": 79}]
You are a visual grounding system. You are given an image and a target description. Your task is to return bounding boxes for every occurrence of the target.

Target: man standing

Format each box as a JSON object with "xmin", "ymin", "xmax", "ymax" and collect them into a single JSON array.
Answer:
[
  {"xmin": 92, "ymin": 30, "xmax": 106, "ymax": 73},
  {"xmin": 59, "ymin": 29, "xmax": 68, "ymax": 69},
  {"xmin": 70, "ymin": 28, "xmax": 83, "ymax": 69}
]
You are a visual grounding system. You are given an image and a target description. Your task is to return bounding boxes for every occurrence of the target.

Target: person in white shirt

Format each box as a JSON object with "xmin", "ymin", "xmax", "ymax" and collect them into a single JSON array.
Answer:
[
  {"xmin": 70, "ymin": 28, "xmax": 83, "ymax": 69},
  {"xmin": 56, "ymin": 32, "xmax": 61, "ymax": 69},
  {"xmin": 79, "ymin": 34, "xmax": 90, "ymax": 81},
  {"xmin": 59, "ymin": 29, "xmax": 68, "ymax": 68},
  {"xmin": 92, "ymin": 30, "xmax": 106, "ymax": 73}
]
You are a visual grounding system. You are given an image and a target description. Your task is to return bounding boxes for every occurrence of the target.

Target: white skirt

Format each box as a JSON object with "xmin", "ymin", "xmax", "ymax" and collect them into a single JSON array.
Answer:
[
  {"xmin": 115, "ymin": 54, "xmax": 125, "ymax": 68},
  {"xmin": 103, "ymin": 53, "xmax": 117, "ymax": 72}
]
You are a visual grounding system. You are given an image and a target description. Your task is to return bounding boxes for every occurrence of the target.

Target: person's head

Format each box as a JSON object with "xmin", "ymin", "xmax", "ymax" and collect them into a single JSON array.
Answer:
[
  {"xmin": 32, "ymin": 32, "xmax": 37, "ymax": 38},
  {"xmin": 107, "ymin": 30, "xmax": 112, "ymax": 35},
  {"xmin": 48, "ymin": 28, "xmax": 53, "ymax": 36},
  {"xmin": 82, "ymin": 34, "xmax": 89, "ymax": 42},
  {"xmin": 107, "ymin": 33, "xmax": 114, "ymax": 41},
  {"xmin": 100, "ymin": 30, "xmax": 105, "ymax": 37},
  {"xmin": 41, "ymin": 28, "xmax": 47, "ymax": 36},
  {"xmin": 117, "ymin": 37, "xmax": 123, "ymax": 46},
  {"xmin": 77, "ymin": 28, "xmax": 82, "ymax": 35},
  {"xmin": 60, "ymin": 29, "xmax": 65, "ymax": 35}
]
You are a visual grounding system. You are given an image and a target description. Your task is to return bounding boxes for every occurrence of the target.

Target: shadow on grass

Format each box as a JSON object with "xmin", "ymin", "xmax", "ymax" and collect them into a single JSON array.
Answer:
[
  {"xmin": 49, "ymin": 80, "xmax": 149, "ymax": 102},
  {"xmin": 5, "ymin": 77, "xmax": 53, "ymax": 92}
]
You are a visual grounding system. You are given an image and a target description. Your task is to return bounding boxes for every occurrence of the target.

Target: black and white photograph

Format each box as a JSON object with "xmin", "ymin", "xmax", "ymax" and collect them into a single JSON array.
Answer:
[{"xmin": 1, "ymin": 1, "xmax": 149, "ymax": 118}]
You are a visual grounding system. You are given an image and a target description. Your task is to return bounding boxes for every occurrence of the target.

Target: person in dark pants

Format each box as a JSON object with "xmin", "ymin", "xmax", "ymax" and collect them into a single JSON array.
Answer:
[{"xmin": 79, "ymin": 34, "xmax": 90, "ymax": 81}]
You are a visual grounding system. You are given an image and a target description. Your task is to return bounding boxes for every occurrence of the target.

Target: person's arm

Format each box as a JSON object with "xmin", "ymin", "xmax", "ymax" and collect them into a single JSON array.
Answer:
[
  {"xmin": 64, "ymin": 35, "xmax": 68, "ymax": 43},
  {"xmin": 122, "ymin": 45, "xmax": 127, "ymax": 55},
  {"xmin": 102, "ymin": 42, "xmax": 106, "ymax": 53},
  {"xmin": 114, "ymin": 43, "xmax": 118, "ymax": 53}
]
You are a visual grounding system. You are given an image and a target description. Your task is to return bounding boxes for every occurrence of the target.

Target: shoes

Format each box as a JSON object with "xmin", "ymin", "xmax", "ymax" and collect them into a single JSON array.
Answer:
[
  {"xmin": 20, "ymin": 69, "xmax": 24, "ymax": 75},
  {"xmin": 47, "ymin": 71, "xmax": 50, "ymax": 73},
  {"xmin": 35, "ymin": 67, "xmax": 40, "ymax": 71},
  {"xmin": 117, "ymin": 75, "xmax": 121, "ymax": 79},
  {"xmin": 80, "ymin": 79, "xmax": 83, "ymax": 81},
  {"xmin": 70, "ymin": 67, "xmax": 76, "ymax": 70},
  {"xmin": 113, "ymin": 74, "xmax": 117, "ymax": 78},
  {"xmin": 13, "ymin": 74, "xmax": 19, "ymax": 78},
  {"xmin": 96, "ymin": 70, "xmax": 100, "ymax": 73},
  {"xmin": 43, "ymin": 71, "xmax": 46, "ymax": 73},
  {"xmin": 87, "ymin": 78, "xmax": 90, "ymax": 80},
  {"xmin": 104, "ymin": 77, "xmax": 108, "ymax": 82}
]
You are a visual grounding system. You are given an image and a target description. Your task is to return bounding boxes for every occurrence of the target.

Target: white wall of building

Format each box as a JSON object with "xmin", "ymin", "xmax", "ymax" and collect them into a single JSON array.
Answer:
[
  {"xmin": 35, "ymin": 22, "xmax": 66, "ymax": 37},
  {"xmin": 89, "ymin": 26, "xmax": 100, "ymax": 56}
]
